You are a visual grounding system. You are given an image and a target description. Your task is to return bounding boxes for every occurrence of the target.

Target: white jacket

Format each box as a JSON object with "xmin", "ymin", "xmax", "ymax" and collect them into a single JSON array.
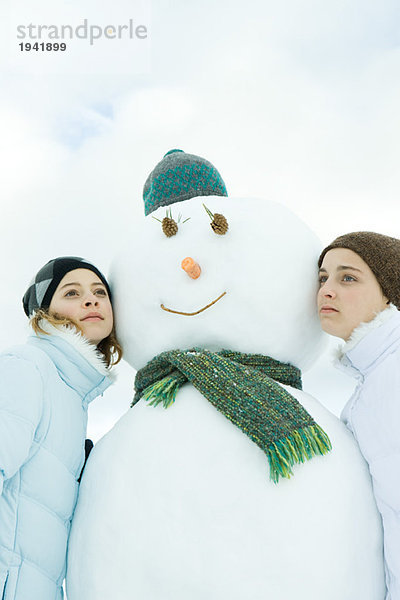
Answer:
[{"xmin": 337, "ymin": 305, "xmax": 400, "ymax": 600}]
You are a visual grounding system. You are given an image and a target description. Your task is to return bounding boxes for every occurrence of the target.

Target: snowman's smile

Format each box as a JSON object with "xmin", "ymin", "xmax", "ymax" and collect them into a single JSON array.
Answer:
[{"xmin": 160, "ymin": 291, "xmax": 226, "ymax": 316}]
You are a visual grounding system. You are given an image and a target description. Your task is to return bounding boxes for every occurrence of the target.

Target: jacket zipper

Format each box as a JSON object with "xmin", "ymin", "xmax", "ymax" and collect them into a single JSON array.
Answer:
[{"xmin": 1, "ymin": 572, "xmax": 8, "ymax": 600}]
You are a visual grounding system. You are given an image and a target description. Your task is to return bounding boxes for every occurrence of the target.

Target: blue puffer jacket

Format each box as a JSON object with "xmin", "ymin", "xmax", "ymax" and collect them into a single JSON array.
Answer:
[{"xmin": 0, "ymin": 322, "xmax": 113, "ymax": 600}]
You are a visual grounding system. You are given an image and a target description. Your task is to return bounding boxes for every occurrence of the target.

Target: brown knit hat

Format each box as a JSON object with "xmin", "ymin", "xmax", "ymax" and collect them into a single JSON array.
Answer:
[{"xmin": 318, "ymin": 231, "xmax": 400, "ymax": 309}]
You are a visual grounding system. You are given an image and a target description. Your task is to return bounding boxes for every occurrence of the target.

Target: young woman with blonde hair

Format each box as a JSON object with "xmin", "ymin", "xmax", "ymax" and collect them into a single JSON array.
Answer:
[{"xmin": 0, "ymin": 256, "xmax": 122, "ymax": 600}]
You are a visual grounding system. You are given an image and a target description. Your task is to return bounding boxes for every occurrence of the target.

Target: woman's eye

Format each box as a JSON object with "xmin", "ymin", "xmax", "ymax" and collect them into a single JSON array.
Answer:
[
  {"xmin": 95, "ymin": 289, "xmax": 107, "ymax": 296},
  {"xmin": 65, "ymin": 290, "xmax": 78, "ymax": 297},
  {"xmin": 318, "ymin": 276, "xmax": 327, "ymax": 285},
  {"xmin": 343, "ymin": 275, "xmax": 356, "ymax": 282}
]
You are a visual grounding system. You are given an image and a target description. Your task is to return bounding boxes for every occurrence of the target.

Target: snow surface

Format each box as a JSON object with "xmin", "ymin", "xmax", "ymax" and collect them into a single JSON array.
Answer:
[{"xmin": 66, "ymin": 196, "xmax": 385, "ymax": 599}]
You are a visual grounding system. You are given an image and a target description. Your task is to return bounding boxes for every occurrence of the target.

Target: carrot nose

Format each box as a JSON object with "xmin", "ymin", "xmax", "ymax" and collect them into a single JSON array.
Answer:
[{"xmin": 181, "ymin": 257, "xmax": 201, "ymax": 279}]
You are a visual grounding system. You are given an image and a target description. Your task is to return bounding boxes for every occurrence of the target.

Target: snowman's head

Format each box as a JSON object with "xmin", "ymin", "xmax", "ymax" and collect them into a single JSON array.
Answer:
[{"xmin": 111, "ymin": 151, "xmax": 325, "ymax": 371}]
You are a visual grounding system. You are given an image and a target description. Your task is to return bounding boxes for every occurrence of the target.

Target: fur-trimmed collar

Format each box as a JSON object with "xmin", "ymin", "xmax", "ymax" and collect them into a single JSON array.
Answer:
[
  {"xmin": 336, "ymin": 304, "xmax": 398, "ymax": 360},
  {"xmin": 35, "ymin": 320, "xmax": 115, "ymax": 380}
]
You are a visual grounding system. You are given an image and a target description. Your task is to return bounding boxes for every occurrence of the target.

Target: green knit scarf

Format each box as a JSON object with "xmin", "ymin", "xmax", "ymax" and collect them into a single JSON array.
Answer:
[{"xmin": 133, "ymin": 349, "xmax": 332, "ymax": 483}]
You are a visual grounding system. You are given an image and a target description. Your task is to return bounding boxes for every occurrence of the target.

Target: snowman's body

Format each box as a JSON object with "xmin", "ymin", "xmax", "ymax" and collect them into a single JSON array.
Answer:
[{"xmin": 67, "ymin": 195, "xmax": 385, "ymax": 599}]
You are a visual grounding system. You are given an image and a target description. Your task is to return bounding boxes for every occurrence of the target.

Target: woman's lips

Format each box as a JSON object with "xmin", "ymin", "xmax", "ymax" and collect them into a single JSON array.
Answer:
[
  {"xmin": 82, "ymin": 317, "xmax": 102, "ymax": 321},
  {"xmin": 320, "ymin": 306, "xmax": 339, "ymax": 314},
  {"xmin": 81, "ymin": 313, "xmax": 103, "ymax": 321}
]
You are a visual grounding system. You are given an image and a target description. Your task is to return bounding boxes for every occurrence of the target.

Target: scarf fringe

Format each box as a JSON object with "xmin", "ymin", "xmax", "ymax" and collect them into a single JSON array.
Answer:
[
  {"xmin": 141, "ymin": 376, "xmax": 181, "ymax": 408},
  {"xmin": 142, "ymin": 376, "xmax": 332, "ymax": 483},
  {"xmin": 267, "ymin": 425, "xmax": 332, "ymax": 483}
]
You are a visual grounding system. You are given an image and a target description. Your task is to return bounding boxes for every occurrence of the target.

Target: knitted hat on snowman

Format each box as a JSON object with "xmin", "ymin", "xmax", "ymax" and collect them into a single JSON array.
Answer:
[{"xmin": 143, "ymin": 149, "xmax": 228, "ymax": 216}]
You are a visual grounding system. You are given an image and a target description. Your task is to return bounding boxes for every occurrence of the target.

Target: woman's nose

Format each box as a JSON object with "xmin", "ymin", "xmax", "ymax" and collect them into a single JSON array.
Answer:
[
  {"xmin": 181, "ymin": 257, "xmax": 201, "ymax": 279},
  {"xmin": 319, "ymin": 281, "xmax": 336, "ymax": 298},
  {"xmin": 83, "ymin": 293, "xmax": 99, "ymax": 306}
]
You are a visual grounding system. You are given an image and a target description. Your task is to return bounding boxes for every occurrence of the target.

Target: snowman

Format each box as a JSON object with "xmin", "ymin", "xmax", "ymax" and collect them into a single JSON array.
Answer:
[{"xmin": 66, "ymin": 150, "xmax": 385, "ymax": 600}]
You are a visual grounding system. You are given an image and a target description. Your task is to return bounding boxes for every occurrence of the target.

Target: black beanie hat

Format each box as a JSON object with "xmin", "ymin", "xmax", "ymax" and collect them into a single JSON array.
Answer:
[
  {"xmin": 318, "ymin": 231, "xmax": 400, "ymax": 309},
  {"xmin": 23, "ymin": 256, "xmax": 112, "ymax": 317}
]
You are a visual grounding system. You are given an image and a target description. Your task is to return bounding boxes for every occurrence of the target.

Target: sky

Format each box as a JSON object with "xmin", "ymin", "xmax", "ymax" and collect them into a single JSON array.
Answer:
[{"xmin": 0, "ymin": 0, "xmax": 399, "ymax": 440}]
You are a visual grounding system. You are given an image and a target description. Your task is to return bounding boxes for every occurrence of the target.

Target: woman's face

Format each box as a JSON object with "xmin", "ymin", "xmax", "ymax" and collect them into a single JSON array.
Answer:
[
  {"xmin": 317, "ymin": 248, "xmax": 389, "ymax": 341},
  {"xmin": 49, "ymin": 268, "xmax": 113, "ymax": 345}
]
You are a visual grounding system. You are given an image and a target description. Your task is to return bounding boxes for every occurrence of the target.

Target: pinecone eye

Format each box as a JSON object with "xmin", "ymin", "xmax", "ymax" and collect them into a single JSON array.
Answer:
[
  {"xmin": 152, "ymin": 209, "xmax": 190, "ymax": 238},
  {"xmin": 162, "ymin": 216, "xmax": 178, "ymax": 237},
  {"xmin": 203, "ymin": 204, "xmax": 229, "ymax": 235}
]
